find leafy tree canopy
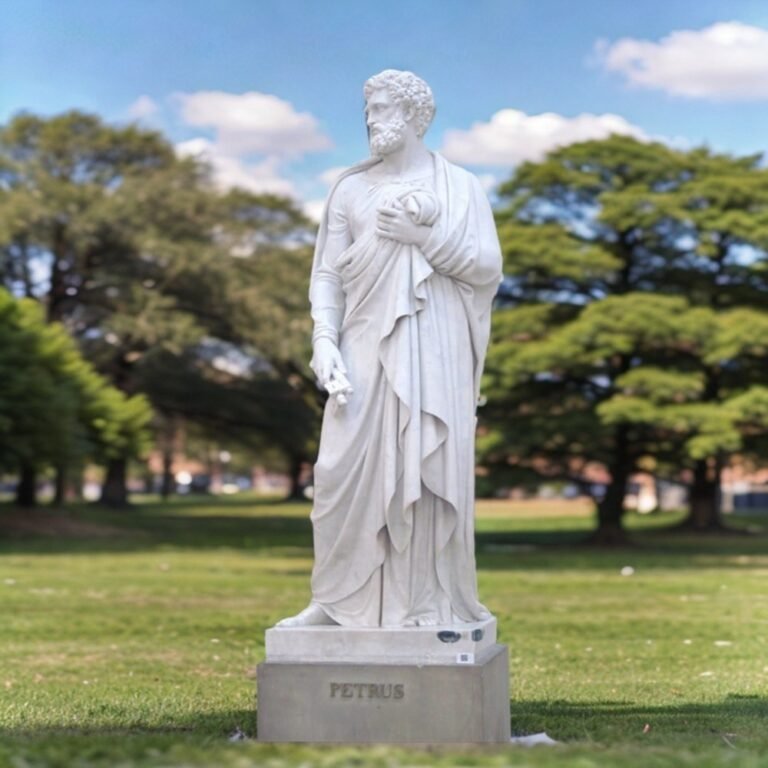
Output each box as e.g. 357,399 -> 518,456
484,135 -> 768,538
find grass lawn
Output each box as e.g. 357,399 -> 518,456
0,495 -> 766,767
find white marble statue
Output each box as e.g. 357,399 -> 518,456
278,69 -> 502,628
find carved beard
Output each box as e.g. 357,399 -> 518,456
369,116 -> 407,157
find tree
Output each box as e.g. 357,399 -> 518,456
483,136 -> 768,540
0,112 -> 198,502
0,111 -> 319,503
136,344 -> 318,500
129,188 -> 321,500
482,292 -> 703,542
0,289 -> 151,506
211,190 -> 320,498
596,306 -> 768,530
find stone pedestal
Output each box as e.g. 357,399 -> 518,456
257,618 -> 511,743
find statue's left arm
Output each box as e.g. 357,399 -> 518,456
420,173 -> 502,291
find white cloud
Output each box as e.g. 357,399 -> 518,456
176,138 -> 296,197
175,90 -> 332,156
441,109 -> 647,166
597,22 -> 768,100
172,90 -> 334,199
127,95 -> 159,120
319,166 -> 349,187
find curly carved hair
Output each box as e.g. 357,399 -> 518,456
363,69 -> 436,138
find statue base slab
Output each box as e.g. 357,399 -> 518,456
265,616 -> 497,665
257,641 -> 511,743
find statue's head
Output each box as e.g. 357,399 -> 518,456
363,69 -> 435,157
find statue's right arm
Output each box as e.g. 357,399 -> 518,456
310,185 -> 352,385
310,282 -> 346,386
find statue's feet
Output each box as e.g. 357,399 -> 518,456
403,610 -> 492,627
403,613 -> 439,627
276,603 -> 337,627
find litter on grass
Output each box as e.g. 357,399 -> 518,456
511,732 -> 559,746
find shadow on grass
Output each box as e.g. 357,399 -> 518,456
511,696 -> 768,743
2,697 -> 766,746
1,501 -> 767,571
0,708 -> 258,740
475,524 -> 768,571
0,502 -> 314,556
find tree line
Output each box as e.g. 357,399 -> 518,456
2,114 -> 768,542
481,135 -> 768,541
0,112 -> 320,507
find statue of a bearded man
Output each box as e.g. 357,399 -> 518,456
279,69 -> 502,628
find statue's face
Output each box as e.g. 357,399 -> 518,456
365,88 -> 408,157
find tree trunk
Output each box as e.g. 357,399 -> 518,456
53,464 -> 66,507
47,225 -> 69,323
207,444 -> 221,494
159,414 -> 179,500
681,458 -> 723,531
16,464 -> 38,508
141,463 -> 154,494
285,453 -> 306,501
590,426 -> 631,545
160,447 -> 175,500
69,465 -> 85,501
100,458 -> 129,507
679,365 -> 725,531
53,464 -> 84,505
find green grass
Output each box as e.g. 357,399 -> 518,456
0,496 -> 767,767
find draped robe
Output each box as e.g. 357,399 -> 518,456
308,152 -> 502,627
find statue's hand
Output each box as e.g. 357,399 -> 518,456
376,205 -> 432,248
311,337 -> 347,388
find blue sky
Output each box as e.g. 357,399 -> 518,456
3,0 -> 768,216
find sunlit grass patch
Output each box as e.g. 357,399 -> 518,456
1,497 -> 767,767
